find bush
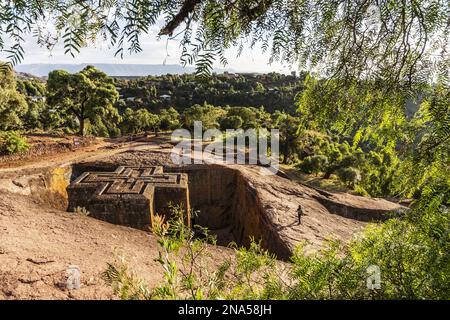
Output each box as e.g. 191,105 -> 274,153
109,127 -> 121,138
104,205 -> 282,300
220,115 -> 243,130
0,131 -> 29,154
73,206 -> 90,216
336,167 -> 361,187
298,155 -> 328,175
104,193 -> 450,300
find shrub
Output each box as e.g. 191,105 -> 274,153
104,205 -> 283,300
336,167 -> 362,187
0,131 -> 29,154
103,257 -> 152,300
108,127 -> 121,138
298,155 -> 328,175
104,185 -> 450,300
220,115 -> 243,130
73,206 -> 90,216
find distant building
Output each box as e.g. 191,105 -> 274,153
126,97 -> 136,101
30,96 -> 45,102
160,94 -> 171,100
223,71 -> 237,78
241,72 -> 258,78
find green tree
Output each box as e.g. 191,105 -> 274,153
220,115 -> 243,130
298,155 -> 329,176
17,79 -> 47,130
183,103 -> 226,130
254,82 -> 265,94
120,108 -> 159,134
135,109 -> 160,133
0,66 -> 28,130
394,81 -> 450,198
46,66 -> 119,136
159,107 -> 181,131
121,108 -> 139,134
226,107 -> 258,130
273,112 -> 303,164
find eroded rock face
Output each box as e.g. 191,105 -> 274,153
67,165 -> 190,230
71,150 -> 406,259
0,149 -> 405,260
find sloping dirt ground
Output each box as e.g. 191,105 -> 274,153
0,135 -> 405,299
0,138 -> 230,300
0,192 -> 231,299
0,192 -> 159,299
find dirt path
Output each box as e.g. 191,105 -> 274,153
0,138 -> 161,174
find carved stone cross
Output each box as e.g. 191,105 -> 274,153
67,166 -> 190,230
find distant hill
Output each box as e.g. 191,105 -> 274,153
14,63 -> 233,77
14,71 -> 46,82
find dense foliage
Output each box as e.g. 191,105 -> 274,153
104,198 -> 449,299
115,72 -> 303,114
0,67 -> 27,131
0,1 -> 448,86
0,130 -> 29,154
293,76 -> 450,198
47,66 -> 120,136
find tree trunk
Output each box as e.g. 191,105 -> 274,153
322,171 -> 333,179
323,164 -> 341,179
78,116 -> 85,136
323,168 -> 334,179
78,104 -> 85,136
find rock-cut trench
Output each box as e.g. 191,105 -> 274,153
0,159 -> 403,260
69,163 -> 274,251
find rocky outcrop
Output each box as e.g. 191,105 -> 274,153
0,149 -> 406,259
70,150 -> 406,259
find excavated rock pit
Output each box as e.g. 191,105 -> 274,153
68,162 -> 273,250
0,149 -> 407,260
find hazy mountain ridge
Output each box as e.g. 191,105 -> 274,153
14,63 -> 234,77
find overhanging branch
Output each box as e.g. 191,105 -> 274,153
159,0 -> 202,36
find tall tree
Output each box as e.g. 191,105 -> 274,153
183,103 -> 226,129
46,66 -> 119,136
0,65 -> 28,130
